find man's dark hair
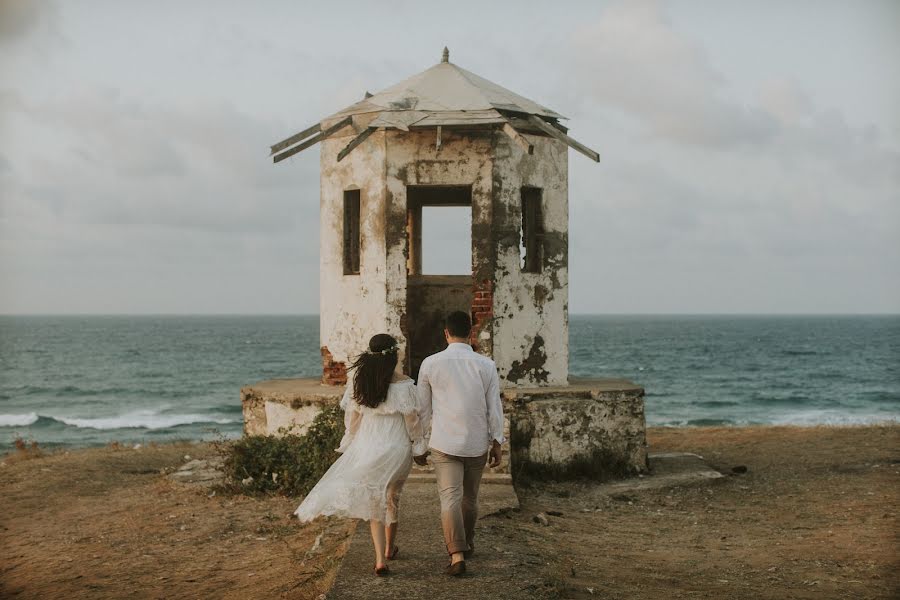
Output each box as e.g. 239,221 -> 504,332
444,310 -> 472,339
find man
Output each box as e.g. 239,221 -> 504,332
415,310 -> 505,577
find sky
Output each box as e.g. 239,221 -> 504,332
1,0 -> 898,314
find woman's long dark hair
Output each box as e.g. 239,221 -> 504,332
348,333 -> 399,408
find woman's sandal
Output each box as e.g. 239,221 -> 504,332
387,546 -> 399,560
374,564 -> 390,576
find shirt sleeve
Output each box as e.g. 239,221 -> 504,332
416,361 -> 433,444
485,364 -> 505,446
402,385 -> 429,456
336,386 -> 361,453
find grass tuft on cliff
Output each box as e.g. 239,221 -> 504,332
215,404 -> 344,497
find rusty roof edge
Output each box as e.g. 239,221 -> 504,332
270,122 -> 322,155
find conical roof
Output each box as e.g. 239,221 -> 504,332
329,57 -> 564,121
271,49 -> 598,164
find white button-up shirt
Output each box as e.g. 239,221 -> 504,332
417,342 -> 506,457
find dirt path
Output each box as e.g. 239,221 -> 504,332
1,426 -> 897,599
328,481 -> 550,599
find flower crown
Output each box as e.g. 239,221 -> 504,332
366,344 -> 399,356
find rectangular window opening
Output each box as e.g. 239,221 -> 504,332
343,189 -> 360,275
521,187 -> 543,273
406,185 -> 472,276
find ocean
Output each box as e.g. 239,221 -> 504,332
1,315 -> 898,450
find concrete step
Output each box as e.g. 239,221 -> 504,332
407,472 -> 513,485
594,452 -> 724,495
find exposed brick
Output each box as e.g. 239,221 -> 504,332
470,280 -> 494,348
321,346 -> 347,386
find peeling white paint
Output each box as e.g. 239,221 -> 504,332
319,126 -> 390,366
492,134 -> 569,386
264,401 -> 320,436
319,126 -> 569,387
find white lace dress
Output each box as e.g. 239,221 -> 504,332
294,379 -> 428,524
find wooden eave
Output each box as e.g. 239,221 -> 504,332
270,111 -> 598,164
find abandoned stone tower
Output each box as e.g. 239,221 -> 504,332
247,50 -> 647,478
271,48 -> 600,387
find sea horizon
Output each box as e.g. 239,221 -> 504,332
2,314 -> 898,450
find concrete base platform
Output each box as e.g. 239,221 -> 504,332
506,378 -> 648,479
241,377 -> 647,480
241,378 -> 342,436
408,472 -> 513,485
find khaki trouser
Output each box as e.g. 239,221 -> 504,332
431,449 -> 488,555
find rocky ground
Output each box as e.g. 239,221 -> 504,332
1,425 -> 897,599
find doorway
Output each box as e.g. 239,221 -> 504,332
406,185 -> 474,379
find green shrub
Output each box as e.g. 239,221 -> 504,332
215,404 -> 344,497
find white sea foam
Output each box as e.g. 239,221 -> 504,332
769,410 -> 900,426
55,411 -> 236,430
0,412 -> 39,427
653,411 -> 900,427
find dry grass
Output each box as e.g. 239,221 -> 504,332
4,436 -> 44,463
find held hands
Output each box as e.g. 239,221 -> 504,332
488,440 -> 502,468
413,451 -> 430,466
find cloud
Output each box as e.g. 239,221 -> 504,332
3,88 -> 320,233
756,78 -> 813,125
0,0 -> 59,44
572,0 -> 779,148
0,0 -> 46,40
0,86 -> 323,313
561,1 -> 900,312
1,0 -> 897,314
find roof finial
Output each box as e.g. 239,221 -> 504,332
441,46 -> 449,63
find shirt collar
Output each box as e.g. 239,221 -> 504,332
447,342 -> 473,351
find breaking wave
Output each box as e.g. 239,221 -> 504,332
0,411 -> 236,430
0,412 -> 40,427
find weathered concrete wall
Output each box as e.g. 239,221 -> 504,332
241,377 -> 513,475
319,116 -> 390,379
319,124 -> 568,386
506,379 -> 648,479
491,133 -> 569,386
241,378 -> 646,481
241,378 -> 343,436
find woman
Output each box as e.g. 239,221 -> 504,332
294,334 -> 427,576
